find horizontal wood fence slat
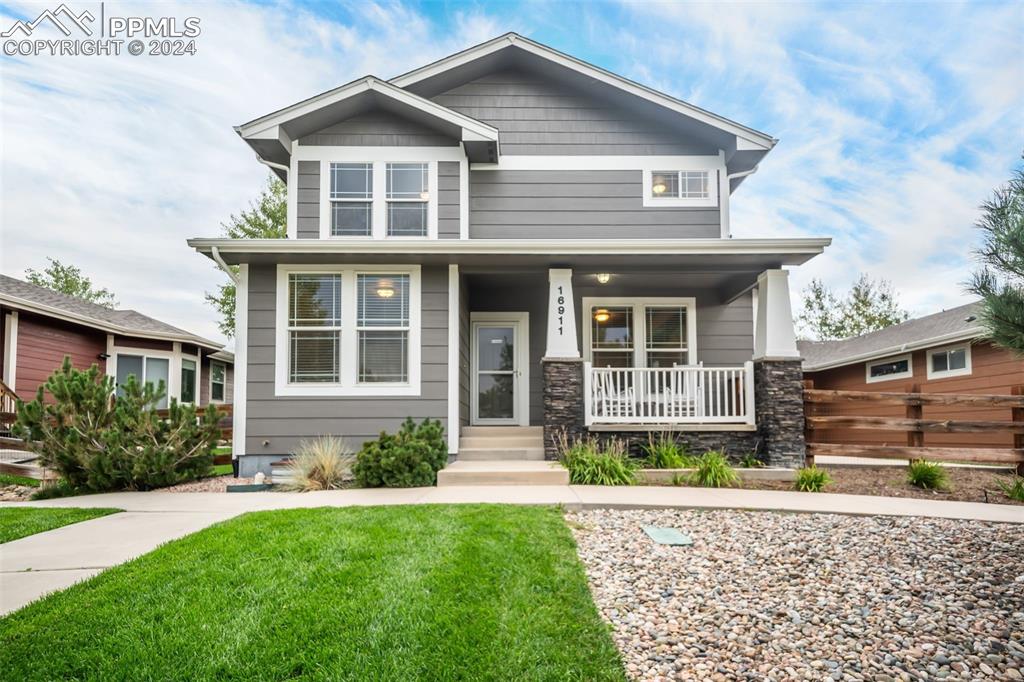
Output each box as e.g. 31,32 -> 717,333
804,382 -> 1024,474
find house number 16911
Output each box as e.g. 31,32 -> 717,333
556,285 -> 565,335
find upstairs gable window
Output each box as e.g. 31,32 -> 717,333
386,163 -> 429,237
319,159 -> 436,239
329,163 -> 372,237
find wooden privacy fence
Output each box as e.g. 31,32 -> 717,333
804,382 -> 1024,475
155,404 -> 234,463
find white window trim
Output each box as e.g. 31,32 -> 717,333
209,359 -> 227,404
319,160 -> 437,240
926,344 -> 972,380
865,353 -> 913,384
112,345 -> 199,405
642,168 -> 719,208
274,264 -> 422,397
581,297 -> 697,367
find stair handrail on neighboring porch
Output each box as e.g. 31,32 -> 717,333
584,362 -> 755,426
0,379 -> 19,438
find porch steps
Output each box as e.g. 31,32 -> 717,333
457,426 -> 545,462
270,459 -> 294,485
436,460 -> 569,487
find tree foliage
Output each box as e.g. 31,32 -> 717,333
205,175 -> 287,336
967,162 -> 1024,355
797,274 -> 910,340
14,358 -> 220,492
25,258 -> 117,308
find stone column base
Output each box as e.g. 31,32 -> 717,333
754,359 -> 806,468
541,357 -> 584,460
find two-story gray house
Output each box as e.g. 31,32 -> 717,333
189,33 -> 829,481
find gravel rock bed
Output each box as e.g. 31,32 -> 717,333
0,484 -> 35,502
567,509 -> 1023,681
156,475 -> 253,493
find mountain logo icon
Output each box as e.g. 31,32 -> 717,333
2,4 -> 95,38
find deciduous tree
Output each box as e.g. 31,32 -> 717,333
797,274 -> 909,340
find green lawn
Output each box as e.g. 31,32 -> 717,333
211,463 -> 234,476
0,507 -> 120,544
0,505 -> 625,681
0,473 -> 40,488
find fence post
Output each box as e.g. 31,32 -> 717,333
802,378 -> 814,467
906,383 -> 923,462
1013,386 -> 1024,476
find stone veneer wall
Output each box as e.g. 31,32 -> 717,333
591,431 -> 760,459
541,358 -> 585,460
753,359 -> 806,468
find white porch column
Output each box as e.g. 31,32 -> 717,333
3,310 -> 18,389
545,268 -> 579,358
446,264 -> 460,454
753,269 -> 800,360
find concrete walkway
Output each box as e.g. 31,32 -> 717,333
2,486 -> 1021,616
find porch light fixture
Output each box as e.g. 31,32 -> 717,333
652,182 -> 667,195
596,273 -> 611,284
594,308 -> 611,323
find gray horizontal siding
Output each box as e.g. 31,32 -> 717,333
296,161 -> 320,239
245,264 -> 449,455
469,170 -> 720,239
432,70 -> 717,156
298,110 -> 458,147
438,161 -> 460,239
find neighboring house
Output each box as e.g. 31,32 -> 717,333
188,33 -> 830,476
0,274 -> 233,408
800,301 -> 1024,449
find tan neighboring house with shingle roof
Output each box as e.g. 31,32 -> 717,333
1,274 -> 232,408
799,301 -> 1024,449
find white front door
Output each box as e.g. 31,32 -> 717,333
471,313 -> 529,426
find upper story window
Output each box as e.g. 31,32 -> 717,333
641,168 -> 718,208
386,163 -> 429,237
330,163 -> 372,237
865,354 -> 912,383
927,344 -> 971,379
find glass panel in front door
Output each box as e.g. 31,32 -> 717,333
477,326 -> 515,420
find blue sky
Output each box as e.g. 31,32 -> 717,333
1,0 -> 1021,345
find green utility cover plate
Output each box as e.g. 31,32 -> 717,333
226,484 -> 274,493
642,526 -> 693,546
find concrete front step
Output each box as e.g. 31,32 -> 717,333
460,425 -> 543,437
457,447 -> 546,461
436,460 -> 569,486
459,435 -> 543,449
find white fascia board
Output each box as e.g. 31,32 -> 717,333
803,328 -> 985,372
188,237 -> 832,257
391,33 -> 776,150
0,294 -> 223,351
236,77 -> 498,144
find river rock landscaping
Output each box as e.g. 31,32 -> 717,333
568,508 -> 1023,681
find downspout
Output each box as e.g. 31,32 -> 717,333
211,247 -> 238,284
720,165 -> 760,238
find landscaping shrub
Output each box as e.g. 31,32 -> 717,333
794,466 -> 832,492
641,432 -> 699,469
15,359 -> 219,492
738,452 -> 764,468
284,435 -> 354,491
559,434 -> 637,485
996,475 -> 1024,502
907,459 -> 949,490
353,418 -> 447,488
687,450 -> 740,488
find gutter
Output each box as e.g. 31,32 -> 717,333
803,328 -> 986,372
211,246 -> 239,285
254,155 -> 289,177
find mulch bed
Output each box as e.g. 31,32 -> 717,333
745,464 -> 1023,506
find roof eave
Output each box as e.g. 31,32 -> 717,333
802,328 -> 986,372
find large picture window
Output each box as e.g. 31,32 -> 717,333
584,298 -> 696,368
115,354 -> 170,408
275,265 -> 421,396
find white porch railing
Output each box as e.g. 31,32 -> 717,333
584,361 -> 756,426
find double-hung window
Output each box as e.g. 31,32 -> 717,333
276,266 -> 420,396
329,163 -> 372,236
585,298 -> 696,368
386,163 -> 429,236
287,274 -> 342,383
210,361 -> 226,402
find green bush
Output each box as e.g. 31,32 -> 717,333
738,452 -> 764,468
641,432 -> 699,469
559,435 -> 637,485
996,475 -> 1024,501
284,435 -> 355,491
353,418 -> 447,488
907,459 -> 949,490
687,450 -> 740,488
794,466 -> 832,492
15,358 -> 219,492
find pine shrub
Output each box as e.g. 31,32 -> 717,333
353,418 -> 447,488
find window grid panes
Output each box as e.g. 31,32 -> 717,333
651,170 -> 709,199
357,274 -> 410,383
210,361 -> 226,402
288,273 -> 342,383
330,163 -> 372,237
386,163 -> 428,237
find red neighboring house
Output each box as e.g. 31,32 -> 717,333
0,274 -> 233,408
799,301 -> 1024,449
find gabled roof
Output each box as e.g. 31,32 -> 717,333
391,32 -> 776,153
0,274 -> 222,350
799,301 -> 985,371
236,76 -> 500,171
